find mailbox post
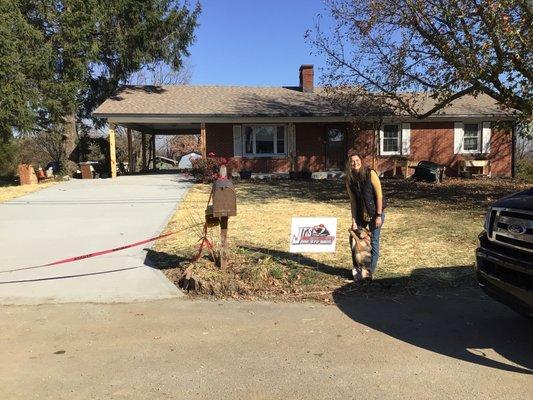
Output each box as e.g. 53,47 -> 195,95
205,165 -> 236,269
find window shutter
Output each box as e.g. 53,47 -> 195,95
378,126 -> 384,155
287,123 -> 296,155
454,122 -> 464,154
233,125 -> 242,157
401,123 -> 411,155
482,122 -> 491,154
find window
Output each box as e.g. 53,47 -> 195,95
243,125 -> 286,156
381,124 -> 400,155
463,123 -> 480,152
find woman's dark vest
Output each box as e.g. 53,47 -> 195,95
349,169 -> 386,219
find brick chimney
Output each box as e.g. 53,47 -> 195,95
299,64 -> 314,92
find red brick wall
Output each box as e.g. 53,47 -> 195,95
206,121 -> 513,176
349,123 -> 375,169
348,121 -> 513,177
488,127 -> 513,176
205,123 -> 233,158
206,122 -> 334,173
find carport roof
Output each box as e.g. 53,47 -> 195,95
93,85 -> 516,121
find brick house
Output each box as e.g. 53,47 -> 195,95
94,65 -> 516,178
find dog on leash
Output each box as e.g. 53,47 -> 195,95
348,227 -> 372,281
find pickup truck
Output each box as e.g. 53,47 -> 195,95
476,187 -> 533,318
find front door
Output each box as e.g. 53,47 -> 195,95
325,127 -> 346,170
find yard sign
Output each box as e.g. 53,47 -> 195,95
289,217 -> 337,253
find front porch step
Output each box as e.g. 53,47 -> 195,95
230,171 -> 345,180
311,171 -> 345,180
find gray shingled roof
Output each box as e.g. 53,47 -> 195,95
93,85 -> 515,119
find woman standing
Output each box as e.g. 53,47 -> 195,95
345,150 -> 386,281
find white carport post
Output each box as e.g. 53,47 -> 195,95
109,123 -> 117,178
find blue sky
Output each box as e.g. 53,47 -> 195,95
187,0 -> 331,86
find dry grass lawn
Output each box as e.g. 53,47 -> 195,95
152,177 -> 529,301
0,182 -> 57,203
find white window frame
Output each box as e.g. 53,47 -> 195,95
455,121 -> 491,155
461,122 -> 482,154
380,123 -> 401,156
242,124 -> 287,157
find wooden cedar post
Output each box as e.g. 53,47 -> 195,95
109,124 -> 117,178
200,122 -> 207,158
220,217 -> 228,269
141,133 -> 147,171
219,164 -> 229,269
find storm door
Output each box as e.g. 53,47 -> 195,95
325,127 -> 346,170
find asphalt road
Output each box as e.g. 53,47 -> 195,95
0,174 -> 191,304
1,287 -> 531,399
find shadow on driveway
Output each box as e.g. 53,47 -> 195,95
333,266 -> 533,375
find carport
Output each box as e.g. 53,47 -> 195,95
93,86 -> 214,177
110,121 -> 204,177
97,120 -> 205,178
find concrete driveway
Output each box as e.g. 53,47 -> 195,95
0,174 -> 191,304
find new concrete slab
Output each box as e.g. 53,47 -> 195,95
0,174 -> 192,304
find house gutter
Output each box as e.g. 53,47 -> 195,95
95,115 -> 353,124
93,112 -> 517,125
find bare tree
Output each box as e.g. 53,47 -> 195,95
128,60 -> 193,85
18,129 -> 64,167
169,135 -> 200,157
309,0 -> 532,134
128,60 -> 195,163
516,128 -> 533,160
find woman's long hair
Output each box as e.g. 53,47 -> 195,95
345,150 -> 370,186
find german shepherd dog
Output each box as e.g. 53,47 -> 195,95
348,228 -> 372,281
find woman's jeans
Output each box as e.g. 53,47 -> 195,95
356,212 -> 384,273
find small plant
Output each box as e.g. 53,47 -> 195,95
289,151 -> 297,172
300,168 -> 312,180
288,151 -> 301,180
190,155 -> 224,183
270,265 -> 284,280
239,170 -> 252,179
516,159 -> 533,183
